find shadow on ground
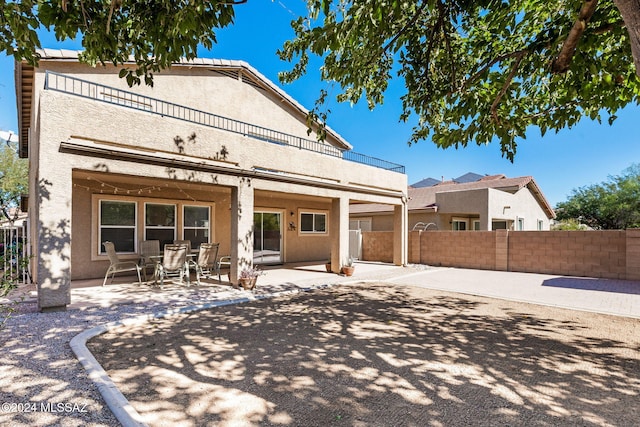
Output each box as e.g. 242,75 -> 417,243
542,276 -> 640,295
89,283 -> 640,427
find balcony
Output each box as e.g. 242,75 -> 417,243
44,71 -> 405,174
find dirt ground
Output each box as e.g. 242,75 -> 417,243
88,283 -> 640,427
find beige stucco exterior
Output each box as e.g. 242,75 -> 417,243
17,51 -> 408,311
351,180 -> 554,233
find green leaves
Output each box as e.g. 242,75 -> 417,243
3,0 -> 240,86
279,0 -> 640,160
0,139 -> 28,222
0,0 -> 41,64
556,164 -> 640,229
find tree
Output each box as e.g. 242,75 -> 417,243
555,164 -> 640,229
0,136 -> 28,223
551,218 -> 590,230
0,0 -> 242,86
2,1 -> 640,159
278,0 -> 640,160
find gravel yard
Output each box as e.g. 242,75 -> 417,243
84,283 -> 640,427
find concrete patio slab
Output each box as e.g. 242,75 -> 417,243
388,267 -> 640,318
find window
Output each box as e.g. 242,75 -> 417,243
472,220 -> 481,231
94,195 -> 215,259
517,217 -> 525,231
300,211 -> 327,234
183,205 -> 210,249
492,221 -> 508,230
452,218 -> 468,231
537,219 -> 544,231
145,203 -> 176,248
99,200 -> 136,253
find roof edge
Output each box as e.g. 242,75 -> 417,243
30,49 -> 353,150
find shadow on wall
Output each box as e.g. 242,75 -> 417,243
542,277 -> 640,295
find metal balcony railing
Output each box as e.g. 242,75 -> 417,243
44,71 -> 405,174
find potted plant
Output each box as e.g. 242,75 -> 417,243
341,257 -> 355,277
325,258 -> 332,273
238,266 -> 264,290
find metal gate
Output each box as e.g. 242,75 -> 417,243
1,220 -> 31,285
349,229 -> 362,261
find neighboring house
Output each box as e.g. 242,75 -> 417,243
16,49 -> 408,311
350,173 -> 555,232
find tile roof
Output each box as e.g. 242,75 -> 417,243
351,175 -> 556,218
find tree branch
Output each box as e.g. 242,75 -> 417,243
380,0 -> 430,56
463,48 -> 530,91
439,1 -> 457,88
491,50 -> 527,125
591,20 -> 624,34
551,0 -> 599,74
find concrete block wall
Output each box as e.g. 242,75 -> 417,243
418,231 -> 496,270
408,231 -> 422,264
362,231 -> 394,263
627,229 -> 640,281
508,231 -> 627,279
364,229 -> 640,280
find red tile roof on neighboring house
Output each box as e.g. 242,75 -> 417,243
351,175 -> 556,219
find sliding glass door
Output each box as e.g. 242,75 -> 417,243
253,211 -> 282,264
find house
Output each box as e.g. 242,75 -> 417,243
350,173 -> 555,232
16,49 -> 408,312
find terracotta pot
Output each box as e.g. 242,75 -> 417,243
341,266 -> 355,277
239,277 -> 257,290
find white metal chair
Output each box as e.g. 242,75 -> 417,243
217,255 -> 231,282
155,244 -> 189,286
102,241 -> 142,286
139,239 -> 160,281
194,243 -> 220,285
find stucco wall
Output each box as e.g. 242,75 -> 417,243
354,186 -> 551,232
71,175 -> 233,280
37,62 -> 332,147
34,90 -> 406,281
27,59 -> 408,309
487,187 -> 551,230
254,194 -> 333,264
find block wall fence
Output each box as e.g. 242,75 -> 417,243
362,229 -> 640,280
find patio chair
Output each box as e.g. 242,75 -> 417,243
194,243 -> 220,285
139,239 -> 160,281
102,241 -> 142,286
156,244 -> 189,286
174,239 -> 197,270
217,255 -> 231,282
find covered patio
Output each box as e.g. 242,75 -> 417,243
66,261 -> 405,310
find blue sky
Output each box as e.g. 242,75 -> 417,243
1,0 -> 638,207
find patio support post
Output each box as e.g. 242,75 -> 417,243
35,168 -> 72,312
230,180 -> 254,284
330,196 -> 349,273
393,202 -> 408,266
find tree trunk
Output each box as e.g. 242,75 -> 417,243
552,0 -> 599,73
614,0 -> 640,77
